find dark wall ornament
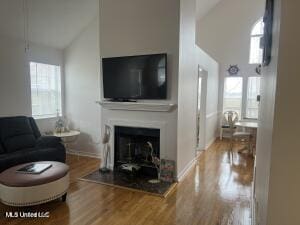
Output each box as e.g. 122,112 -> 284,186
255,64 -> 262,75
227,65 -> 240,76
262,0 -> 274,66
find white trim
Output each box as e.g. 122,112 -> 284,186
67,149 -> 101,159
97,101 -> 177,112
205,137 -> 216,150
206,111 -> 219,119
177,157 -> 197,182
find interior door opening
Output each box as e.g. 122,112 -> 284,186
196,66 -> 207,153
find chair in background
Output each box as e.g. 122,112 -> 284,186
227,112 -> 251,161
220,111 -> 239,140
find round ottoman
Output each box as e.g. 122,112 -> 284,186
0,161 -> 69,207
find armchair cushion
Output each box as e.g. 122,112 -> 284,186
0,117 -> 36,153
36,136 -> 62,148
28,117 -> 42,138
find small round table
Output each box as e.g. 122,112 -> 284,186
53,130 -> 81,159
235,121 -> 258,129
53,130 -> 81,147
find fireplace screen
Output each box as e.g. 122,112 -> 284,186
114,126 -> 160,175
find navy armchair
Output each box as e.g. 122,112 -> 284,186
0,116 -> 66,172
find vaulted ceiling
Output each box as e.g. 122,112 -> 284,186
0,0 -> 98,49
196,0 -> 224,19
0,0 -> 220,49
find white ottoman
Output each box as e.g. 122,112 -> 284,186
0,161 -> 69,207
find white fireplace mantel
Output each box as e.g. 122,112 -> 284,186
96,100 -> 177,112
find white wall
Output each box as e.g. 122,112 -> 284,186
256,1 -> 300,225
0,35 -> 64,133
176,0 -> 198,179
196,0 -> 265,113
99,0 -> 180,167
196,47 -> 219,149
64,17 -> 102,157
0,36 -> 31,117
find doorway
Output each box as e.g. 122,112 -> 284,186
196,65 -> 207,152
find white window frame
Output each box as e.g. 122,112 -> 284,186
29,62 -> 62,119
249,18 -> 264,64
245,76 -> 261,119
223,75 -> 261,121
223,76 -> 244,118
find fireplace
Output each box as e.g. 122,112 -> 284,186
114,126 -> 160,177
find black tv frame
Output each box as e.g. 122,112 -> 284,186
102,53 -> 168,101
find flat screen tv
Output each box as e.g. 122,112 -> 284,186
102,53 -> 167,100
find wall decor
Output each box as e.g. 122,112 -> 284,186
54,117 -> 69,133
262,0 -> 274,66
227,65 -> 240,76
255,64 -> 262,75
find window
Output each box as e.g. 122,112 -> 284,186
30,62 -> 62,119
246,77 -> 261,119
223,77 -> 243,117
249,18 -> 264,64
223,76 -> 261,120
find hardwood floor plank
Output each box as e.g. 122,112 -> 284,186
0,140 -> 253,225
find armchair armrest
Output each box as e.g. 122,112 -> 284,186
36,136 -> 62,148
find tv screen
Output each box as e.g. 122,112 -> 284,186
102,53 -> 167,100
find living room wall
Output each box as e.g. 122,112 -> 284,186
0,35 -> 64,133
0,36 -> 31,117
176,0 -> 198,179
64,16 -> 102,157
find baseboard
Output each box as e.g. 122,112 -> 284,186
67,149 -> 101,159
252,196 -> 256,225
177,157 -> 197,182
205,137 -> 216,150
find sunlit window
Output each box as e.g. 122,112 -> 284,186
246,77 -> 261,119
249,18 -> 264,64
223,77 -> 243,117
30,62 -> 62,119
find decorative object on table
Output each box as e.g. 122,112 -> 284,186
160,159 -> 175,183
99,125 -> 111,173
54,114 -> 69,134
262,0 -> 274,66
255,64 -> 262,75
227,65 -> 240,76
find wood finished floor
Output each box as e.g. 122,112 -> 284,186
0,140 -> 254,225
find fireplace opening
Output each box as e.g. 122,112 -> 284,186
114,126 -> 160,177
